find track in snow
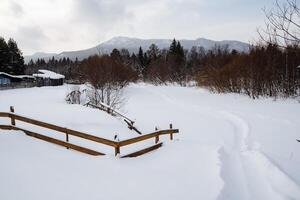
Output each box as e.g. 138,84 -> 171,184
146,86 -> 300,200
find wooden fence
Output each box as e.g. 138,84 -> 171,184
0,78 -> 64,90
0,82 -> 37,90
0,107 -> 179,157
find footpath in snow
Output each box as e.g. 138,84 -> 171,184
0,83 -> 300,200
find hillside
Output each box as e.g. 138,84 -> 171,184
24,37 -> 250,62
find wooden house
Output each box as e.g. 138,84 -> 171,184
33,70 -> 65,86
0,72 -> 35,85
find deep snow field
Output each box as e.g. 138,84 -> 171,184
0,83 -> 300,200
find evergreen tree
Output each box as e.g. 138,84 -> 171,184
167,38 -> 186,83
176,41 -> 184,57
144,53 -> 150,66
110,48 -> 122,62
175,41 -> 185,63
49,56 -> 55,65
138,46 -> 144,66
62,57 -> 67,65
120,48 -> 130,59
147,43 -> 160,61
28,59 -> 34,67
130,53 -> 141,73
7,38 -> 24,74
169,38 -> 177,55
75,57 -> 79,65
0,37 -> 9,72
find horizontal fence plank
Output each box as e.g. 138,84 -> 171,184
0,125 -> 14,130
10,113 -> 116,147
119,129 -> 179,147
7,125 -> 104,156
121,143 -> 163,158
159,129 -> 179,135
119,132 -> 158,147
0,112 -> 10,117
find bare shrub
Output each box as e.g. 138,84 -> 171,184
196,44 -> 300,98
78,55 -> 137,109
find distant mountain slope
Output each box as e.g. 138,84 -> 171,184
24,52 -> 57,63
24,36 -> 250,63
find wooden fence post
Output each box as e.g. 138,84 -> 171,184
10,106 -> 15,126
169,124 -> 173,140
155,135 -> 159,144
65,129 -> 69,149
115,145 -> 120,156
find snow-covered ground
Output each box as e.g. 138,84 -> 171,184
0,83 -> 300,200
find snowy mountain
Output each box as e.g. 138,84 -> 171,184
24,36 -> 250,63
25,52 -> 57,63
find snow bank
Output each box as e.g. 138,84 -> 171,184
0,83 -> 299,200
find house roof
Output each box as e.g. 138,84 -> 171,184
0,72 -> 35,79
32,70 -> 65,80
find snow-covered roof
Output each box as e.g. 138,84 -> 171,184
33,69 -> 65,80
0,72 -> 35,79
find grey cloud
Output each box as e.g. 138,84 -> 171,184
71,0 -> 132,27
15,26 -> 48,53
0,0 -> 272,55
10,1 -> 24,17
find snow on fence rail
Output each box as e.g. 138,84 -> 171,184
0,107 -> 179,157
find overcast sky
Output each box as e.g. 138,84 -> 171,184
0,0 -> 276,55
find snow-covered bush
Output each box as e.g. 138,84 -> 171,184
66,85 -> 85,104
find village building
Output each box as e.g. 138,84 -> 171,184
0,69 -> 65,89
33,69 -> 65,86
0,72 -> 35,85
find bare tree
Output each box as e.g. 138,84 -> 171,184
79,55 -> 137,109
259,0 -> 300,47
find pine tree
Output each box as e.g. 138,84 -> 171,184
176,41 -> 185,63
147,44 -> 160,61
7,38 -> 24,75
110,48 -> 122,62
138,46 -> 144,66
176,41 -> 184,57
28,59 -> 34,66
75,57 -> 79,65
167,38 -> 187,83
49,56 -> 55,65
0,37 -> 10,73
62,57 -> 67,65
169,38 -> 177,55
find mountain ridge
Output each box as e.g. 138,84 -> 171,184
24,36 -> 250,63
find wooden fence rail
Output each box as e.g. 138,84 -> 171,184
0,108 -> 179,157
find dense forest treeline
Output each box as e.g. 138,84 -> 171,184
26,57 -> 79,80
1,36 -> 300,99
